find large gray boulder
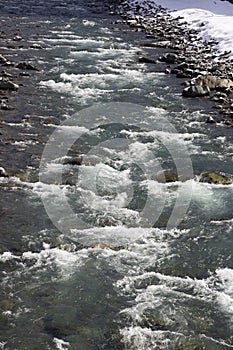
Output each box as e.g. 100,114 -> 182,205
194,75 -> 233,90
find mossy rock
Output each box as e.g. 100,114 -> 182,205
199,171 -> 233,185
154,170 -> 193,183
0,299 -> 14,311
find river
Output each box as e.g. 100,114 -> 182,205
0,1 -> 233,349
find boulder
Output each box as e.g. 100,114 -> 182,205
199,172 -> 233,185
160,53 -> 178,64
194,75 -> 233,90
182,85 -> 210,97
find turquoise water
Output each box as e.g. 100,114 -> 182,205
0,1 -> 232,349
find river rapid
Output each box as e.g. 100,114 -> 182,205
0,1 -> 233,349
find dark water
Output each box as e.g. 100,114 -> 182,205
0,1 -> 233,349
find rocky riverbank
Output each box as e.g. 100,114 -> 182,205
105,0 -> 233,126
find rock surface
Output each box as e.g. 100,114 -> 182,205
183,85 -> 210,98
0,79 -> 19,91
199,172 -> 233,185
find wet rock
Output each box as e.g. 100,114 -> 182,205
160,52 -> 178,64
182,85 -> 210,97
63,157 -> 83,166
88,242 -> 125,251
19,71 -> 31,77
199,172 -> 233,185
174,62 -> 189,71
154,170 -> 193,183
13,35 -> 23,41
16,62 -> 39,70
14,173 -> 27,182
0,299 -> 14,311
1,70 -> 12,78
0,79 -> 19,91
1,103 -> 14,110
0,54 -> 7,64
30,43 -> 43,49
138,55 -> 156,64
165,67 -> 171,74
0,167 -> 8,177
42,117 -> 60,125
206,116 -> 216,124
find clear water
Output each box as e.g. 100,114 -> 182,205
0,1 -> 233,349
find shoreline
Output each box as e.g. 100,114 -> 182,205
106,0 -> 233,126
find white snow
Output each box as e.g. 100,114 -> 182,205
123,0 -> 233,59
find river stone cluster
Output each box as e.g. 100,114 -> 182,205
0,33 -> 40,111
106,0 -> 233,126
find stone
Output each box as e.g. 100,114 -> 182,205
138,56 -> 156,64
160,53 -> 178,64
182,85 -> 210,97
0,167 -> 8,177
0,54 -> 7,64
0,299 -> 14,311
13,35 -> 23,41
16,62 -> 39,70
206,116 -> 216,124
194,75 -> 233,90
154,170 -> 193,183
30,43 -> 43,49
88,242 -> 125,251
0,79 -> 19,91
175,62 -> 189,71
1,103 -> 14,110
165,68 -> 171,74
199,172 -> 233,185
1,70 -> 12,78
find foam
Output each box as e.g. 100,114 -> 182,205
53,338 -> 70,350
216,268 -> 233,315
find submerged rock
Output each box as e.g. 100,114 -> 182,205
1,103 -> 14,111
88,242 -> 125,251
199,172 -> 233,185
16,62 -> 39,70
154,170 -> 193,183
